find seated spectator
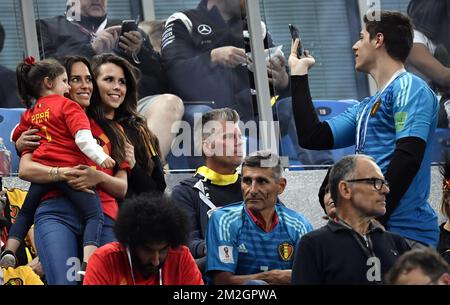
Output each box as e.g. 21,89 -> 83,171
406,0 -> 450,128
84,192 -> 204,285
438,154 -> 450,264
0,192 -> 43,285
0,22 -> 21,108
1,265 -> 43,285
161,0 -> 332,167
37,0 -> 183,162
171,108 -> 244,272
205,150 -> 313,285
292,155 -> 411,285
386,248 -> 450,285
139,20 -> 164,54
317,167 -> 336,220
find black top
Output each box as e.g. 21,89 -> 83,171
437,222 -> 450,264
292,220 -> 410,285
36,15 -> 168,98
0,65 -> 21,108
161,0 -> 289,122
171,172 -> 242,258
122,124 -> 166,199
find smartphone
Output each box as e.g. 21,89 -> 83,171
120,20 -> 138,36
288,24 -> 303,57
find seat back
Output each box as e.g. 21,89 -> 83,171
431,128 -> 450,163
0,108 -> 25,175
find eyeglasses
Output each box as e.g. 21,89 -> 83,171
345,178 -> 389,190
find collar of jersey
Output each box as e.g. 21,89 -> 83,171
194,166 -> 239,186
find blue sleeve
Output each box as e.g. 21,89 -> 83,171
393,81 -> 438,142
205,210 -> 239,274
326,104 -> 358,148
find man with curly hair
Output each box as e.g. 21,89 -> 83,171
83,192 -> 204,285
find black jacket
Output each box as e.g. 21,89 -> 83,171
171,173 -> 242,258
0,65 -> 21,108
36,15 -> 168,98
161,0 -> 289,121
292,220 -> 410,285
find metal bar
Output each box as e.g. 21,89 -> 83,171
19,0 -> 40,59
245,0 -> 277,154
141,0 -> 156,21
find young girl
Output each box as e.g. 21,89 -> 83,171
438,154 -> 450,264
0,57 -> 115,271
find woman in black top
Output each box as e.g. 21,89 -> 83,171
89,54 -> 166,198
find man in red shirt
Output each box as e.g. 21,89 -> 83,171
84,192 -> 204,285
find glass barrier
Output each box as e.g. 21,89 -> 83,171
1,0 -> 448,175
0,1 -> 27,176
154,0 -> 259,170
260,0 -> 449,170
0,0 -> 25,109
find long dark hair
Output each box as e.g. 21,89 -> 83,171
16,58 -> 65,108
60,55 -> 98,100
440,152 -> 450,218
89,53 -> 161,174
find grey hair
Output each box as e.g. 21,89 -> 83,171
200,107 -> 240,140
242,150 -> 282,181
329,154 -> 375,205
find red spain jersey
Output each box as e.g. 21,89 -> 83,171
84,242 -> 204,285
13,94 -> 91,167
35,116 -> 128,221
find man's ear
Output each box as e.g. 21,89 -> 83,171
339,180 -> 352,200
277,177 -> 287,195
43,76 -> 53,89
439,273 -> 450,285
374,32 -> 384,48
202,140 -> 213,157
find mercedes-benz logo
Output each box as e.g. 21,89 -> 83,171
197,24 -> 212,35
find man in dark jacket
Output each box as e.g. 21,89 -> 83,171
292,155 -> 410,285
161,0 -> 333,167
171,108 -> 243,272
0,22 -> 21,108
36,0 -> 168,98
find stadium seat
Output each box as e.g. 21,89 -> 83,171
431,128 -> 450,163
0,108 -> 25,175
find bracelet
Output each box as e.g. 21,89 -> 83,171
48,167 -> 59,181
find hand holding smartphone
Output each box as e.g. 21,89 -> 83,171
120,19 -> 138,36
288,24 -> 303,58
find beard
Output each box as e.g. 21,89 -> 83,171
131,254 -> 162,279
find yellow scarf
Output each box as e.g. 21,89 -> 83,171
195,166 -> 239,186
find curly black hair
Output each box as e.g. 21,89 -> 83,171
114,192 -> 190,250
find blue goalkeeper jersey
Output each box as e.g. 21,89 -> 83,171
327,71 -> 439,247
205,202 -> 312,276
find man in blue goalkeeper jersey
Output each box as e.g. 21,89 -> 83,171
205,150 -> 313,285
288,10 -> 439,247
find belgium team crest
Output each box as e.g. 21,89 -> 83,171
278,242 -> 294,261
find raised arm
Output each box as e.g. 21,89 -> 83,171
288,39 -> 334,149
